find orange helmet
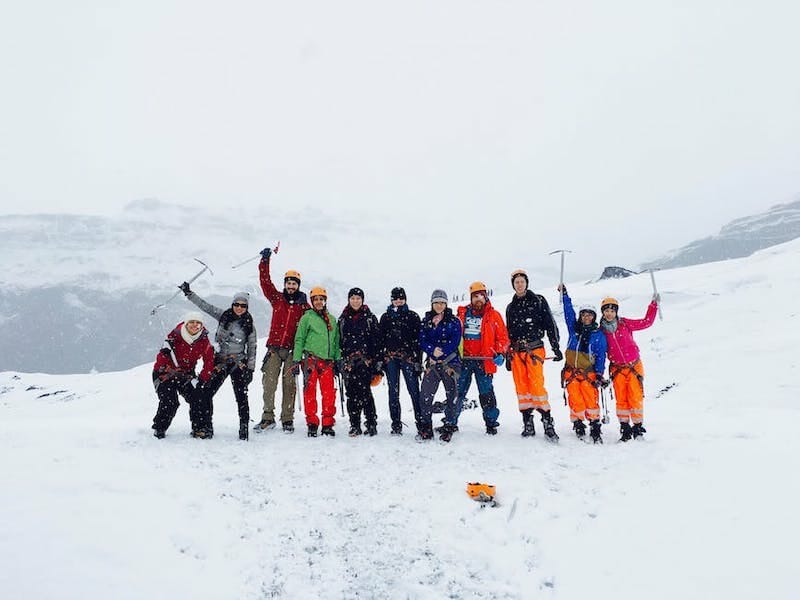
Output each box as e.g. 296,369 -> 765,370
469,281 -> 488,295
284,269 -> 301,283
466,482 -> 496,500
309,286 -> 327,299
600,297 -> 619,311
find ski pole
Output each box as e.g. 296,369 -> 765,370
151,258 -> 213,315
231,241 -> 280,269
649,269 -> 664,321
549,249 -> 571,306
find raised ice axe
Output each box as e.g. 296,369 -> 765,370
231,240 -> 281,269
150,258 -> 213,315
549,249 -> 572,305
649,269 -> 664,321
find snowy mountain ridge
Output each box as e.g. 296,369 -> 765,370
640,197 -> 800,270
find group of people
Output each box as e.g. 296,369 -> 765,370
151,248 -> 660,444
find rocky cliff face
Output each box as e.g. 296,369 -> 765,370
640,198 -> 800,271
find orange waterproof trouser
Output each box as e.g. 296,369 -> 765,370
511,347 -> 550,412
611,360 -> 645,424
566,377 -> 600,422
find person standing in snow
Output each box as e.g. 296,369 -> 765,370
417,289 -> 462,441
505,269 -> 562,442
151,311 -> 215,439
599,293 -> 659,441
256,247 -> 310,434
292,286 -> 341,437
449,281 -> 510,441
378,286 -> 422,436
557,284 -> 608,443
338,287 -> 382,437
179,283 -> 257,441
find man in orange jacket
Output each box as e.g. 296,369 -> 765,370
446,281 -> 509,439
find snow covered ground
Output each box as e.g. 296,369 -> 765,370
1,240 -> 798,599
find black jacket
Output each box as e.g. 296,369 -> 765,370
378,304 -> 421,360
338,305 -> 381,361
505,290 -> 560,351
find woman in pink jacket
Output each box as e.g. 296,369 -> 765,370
599,294 -> 659,441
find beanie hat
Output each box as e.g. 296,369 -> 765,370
232,291 -> 249,305
183,311 -> 205,325
391,286 -> 406,301
348,287 -> 365,300
430,289 -> 448,304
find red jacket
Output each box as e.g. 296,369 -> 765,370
457,301 -> 510,374
259,259 -> 310,348
153,323 -> 215,382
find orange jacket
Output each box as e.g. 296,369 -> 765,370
457,301 -> 510,374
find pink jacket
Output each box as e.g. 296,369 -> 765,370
602,301 -> 657,364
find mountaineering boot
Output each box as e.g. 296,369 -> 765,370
619,422 -> 633,442
485,424 -> 498,435
254,418 -> 276,432
632,423 -> 647,440
439,424 -> 454,443
521,409 -> 536,437
391,422 -> 403,436
589,420 -> 603,444
541,411 -> 559,442
239,421 -> 249,441
348,425 -> 362,437
282,421 -> 294,433
415,429 -> 433,442
365,424 -> 378,437
573,420 -> 586,440
435,424 -> 458,434
307,424 -> 318,437
321,425 -> 335,437
153,429 -> 166,439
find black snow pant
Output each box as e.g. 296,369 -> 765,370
418,361 -> 460,436
204,358 -> 251,427
152,375 -> 208,433
344,361 -> 377,428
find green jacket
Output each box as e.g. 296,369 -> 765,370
293,308 -> 341,362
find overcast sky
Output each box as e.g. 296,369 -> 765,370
1,1 -> 799,277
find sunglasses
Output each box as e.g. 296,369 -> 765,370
232,302 -> 248,308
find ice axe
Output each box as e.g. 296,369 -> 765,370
231,240 -> 280,269
150,258 -> 213,315
549,249 -> 572,305
600,386 -> 610,424
649,269 -> 664,321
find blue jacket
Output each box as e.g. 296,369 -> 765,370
419,307 -> 462,364
563,293 -> 607,375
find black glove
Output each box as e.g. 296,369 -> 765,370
241,368 -> 253,385
552,348 -> 563,362
333,359 -> 343,377
260,247 -> 272,260
505,352 -> 513,371
291,361 -> 301,376
558,284 -> 567,296
179,281 -> 191,296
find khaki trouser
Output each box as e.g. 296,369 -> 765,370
260,347 -> 297,423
